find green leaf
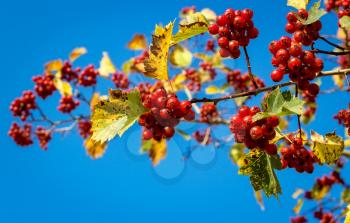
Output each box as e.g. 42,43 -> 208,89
170,12 -> 209,46
311,130 -> 344,165
287,0 -> 309,10
176,129 -> 191,141
238,149 -> 282,198
230,143 -> 245,165
169,44 -> 192,68
253,88 -> 304,122
340,16 -> 350,29
342,188 -> 350,204
91,89 -> 148,143
296,1 -> 326,25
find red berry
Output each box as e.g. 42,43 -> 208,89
271,69 -> 284,82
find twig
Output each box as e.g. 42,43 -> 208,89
312,48 -> 350,56
295,84 -> 302,139
36,105 -> 54,125
319,36 -> 345,50
243,46 -> 259,89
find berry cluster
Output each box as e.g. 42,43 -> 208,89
8,123 -> 33,146
200,62 -> 216,79
139,88 -> 195,141
112,72 -> 129,89
280,137 -> 315,173
134,50 -> 149,65
205,39 -> 215,52
338,55 -> 350,69
193,129 -> 212,145
32,73 -> 56,99
229,105 -> 279,155
61,61 -> 80,81
78,65 -> 98,86
226,69 -> 265,92
137,82 -> 152,100
208,8 -> 259,58
313,208 -> 337,223
334,103 -> 350,136
290,216 -> 307,223
57,96 -> 80,113
78,119 -> 92,139
269,36 -> 323,93
10,90 -> 36,121
200,103 -> 219,123
35,126 -> 52,150
325,0 -> 350,23
184,68 -> 201,91
285,10 -> 322,45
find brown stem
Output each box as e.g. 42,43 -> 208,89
319,36 -> 345,50
184,118 -> 230,125
243,46 -> 259,89
295,84 -> 302,139
312,48 -> 350,56
36,105 -> 54,125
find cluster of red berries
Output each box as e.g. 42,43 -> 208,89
184,68 -> 201,91
137,82 -> 152,100
57,96 -> 80,113
229,105 -> 279,155
112,72 -> 129,89
61,61 -> 80,81
78,119 -> 92,139
338,55 -> 350,69
313,208 -> 337,223
290,216 -> 307,223
193,129 -> 212,145
181,6 -> 196,16
32,73 -> 56,99
334,104 -> 350,136
285,10 -> 322,45
200,103 -> 219,123
35,126 -> 52,150
205,39 -> 215,52
138,88 -> 195,141
226,69 -> 265,92
200,62 -> 216,79
325,0 -> 350,21
8,123 -> 33,146
134,50 -> 149,65
10,90 -> 36,121
208,8 -> 259,58
269,36 -> 323,93
78,65 -> 98,86
280,137 -> 315,173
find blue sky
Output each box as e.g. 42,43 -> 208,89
0,0 -> 349,222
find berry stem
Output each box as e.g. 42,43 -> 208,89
312,48 -> 350,56
295,84 -> 302,140
243,46 -> 259,89
319,36 -> 345,51
36,104 -> 54,125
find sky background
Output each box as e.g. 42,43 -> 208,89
0,0 -> 349,222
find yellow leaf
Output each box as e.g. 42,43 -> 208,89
293,198 -> 304,214
287,0 -> 309,9
69,47 -> 87,62
45,59 -> 63,72
53,72 -> 72,96
90,92 -> 100,110
84,136 -> 108,159
345,205 -> 350,223
122,59 -> 134,75
144,21 -> 174,80
311,130 -> 344,164
99,52 -> 116,78
254,191 -> 265,211
169,44 -> 192,67
205,84 -> 228,95
333,75 -> 345,89
312,185 -> 330,200
201,8 -> 217,22
127,34 -> 147,50
345,139 -> 350,147
141,138 -> 167,166
171,12 -> 209,46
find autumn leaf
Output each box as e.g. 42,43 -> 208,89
340,16 -> 350,29
238,149 -> 282,198
98,52 -> 116,78
345,205 -> 350,223
45,59 -> 63,72
292,189 -> 304,199
205,84 -> 229,95
69,47 -> 87,62
170,12 -> 209,46
90,92 -> 100,110
230,143 -> 245,165
287,0 -> 309,9
84,136 -> 108,159
53,71 -> 72,96
127,34 -> 147,50
144,21 -> 174,80
201,8 -> 217,23
91,89 -> 148,143
254,191 -> 265,211
293,198 -> 304,214
296,1 -> 326,25
169,44 -> 192,68
141,138 -> 167,166
311,131 -> 344,164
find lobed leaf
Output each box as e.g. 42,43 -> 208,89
98,52 -> 117,78
311,131 -> 344,165
69,47 -> 87,62
287,0 -> 309,9
141,138 -> 167,166
127,34 -> 147,50
169,44 -> 193,68
84,136 -> 108,159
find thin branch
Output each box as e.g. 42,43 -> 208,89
243,46 -> 259,89
312,48 -> 350,56
184,118 -> 230,125
295,84 -> 302,139
319,36 -> 345,50
36,105 -> 54,125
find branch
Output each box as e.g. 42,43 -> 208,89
319,36 -> 345,51
243,46 -> 259,89
312,48 -> 350,56
185,118 -> 230,125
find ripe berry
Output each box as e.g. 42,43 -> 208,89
208,24 -> 219,35
270,69 -> 284,82
250,126 -> 263,140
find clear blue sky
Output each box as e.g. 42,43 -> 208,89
0,0 -> 349,222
